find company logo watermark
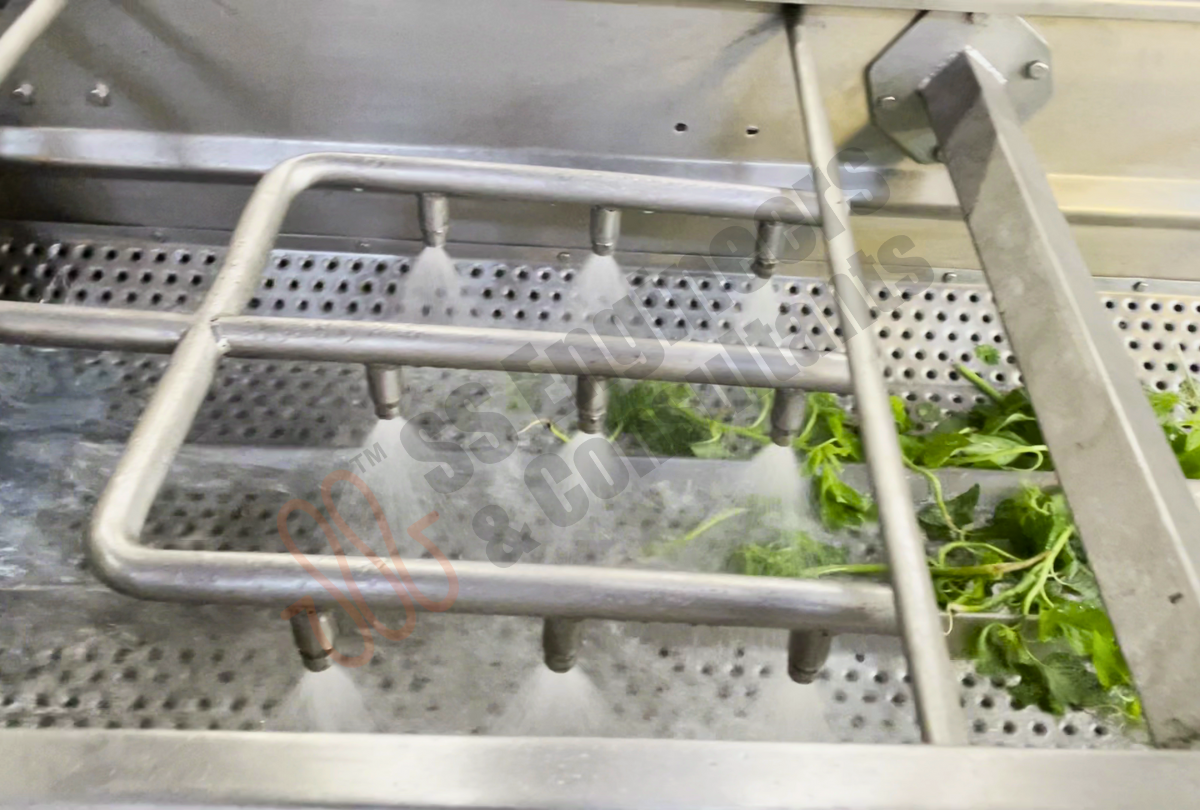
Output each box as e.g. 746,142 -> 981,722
277,156 -> 933,661
278,470 -> 458,667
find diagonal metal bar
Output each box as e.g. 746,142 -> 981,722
0,0 -> 65,87
786,7 -> 966,744
922,50 -> 1200,748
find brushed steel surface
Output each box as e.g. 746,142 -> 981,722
0,3 -> 1199,280
790,8 -> 965,744
924,48 -> 1200,748
0,225 -> 1190,749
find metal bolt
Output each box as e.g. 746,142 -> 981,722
11,83 -> 34,105
557,251 -> 571,263
87,82 -> 111,107
1023,61 -> 1050,81
1133,280 -> 1149,293
942,272 -> 958,283
875,95 -> 898,110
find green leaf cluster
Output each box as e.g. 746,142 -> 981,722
728,482 -> 1140,721
975,610 -> 1139,719
604,380 -> 771,459
727,532 -> 849,578
898,378 -> 1050,473
793,393 -> 874,530
1152,377 -> 1200,478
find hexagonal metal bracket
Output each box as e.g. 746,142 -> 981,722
867,13 -> 1052,164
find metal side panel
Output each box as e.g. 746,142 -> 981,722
0,731 -> 1192,810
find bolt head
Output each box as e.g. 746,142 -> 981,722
557,251 -> 571,263
942,272 -> 958,283
1133,280 -> 1149,293
11,83 -> 34,105
875,95 -> 899,111
87,82 -> 111,106
1024,60 -> 1050,81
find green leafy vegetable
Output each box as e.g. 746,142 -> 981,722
975,345 -> 1001,365
617,361 -> 1189,727
917,483 -> 979,542
1153,377 -> 1200,479
794,393 -> 873,530
728,532 -> 848,578
604,381 -> 770,458
726,482 -> 1141,721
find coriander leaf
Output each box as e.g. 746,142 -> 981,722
1042,651 -> 1106,712
1149,390 -> 1181,422
890,396 -> 913,433
915,401 -> 942,424
605,381 -> 711,456
728,533 -> 848,578
951,433 -> 1046,470
815,465 -> 873,530
918,484 -> 980,541
1091,629 -> 1127,691
690,436 -> 733,459
975,345 -> 1001,365
917,432 -> 972,468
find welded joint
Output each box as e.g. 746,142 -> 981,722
418,193 -> 449,248
752,220 -> 785,279
290,607 -> 338,672
576,376 -> 608,435
590,206 -> 621,257
543,617 -> 584,673
769,389 -> 806,447
787,629 -> 832,684
365,364 -> 404,420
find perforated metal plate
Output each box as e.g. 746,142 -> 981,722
0,226 -> 1178,748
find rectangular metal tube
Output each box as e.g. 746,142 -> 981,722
787,8 -> 966,745
922,50 -> 1200,747
0,302 -> 854,392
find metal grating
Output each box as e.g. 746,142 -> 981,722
0,590 -> 1139,747
0,228 -> 1182,748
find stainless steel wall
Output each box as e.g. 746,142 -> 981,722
0,0 -> 1197,278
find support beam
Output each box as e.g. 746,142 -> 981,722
922,50 -> 1200,748
0,302 -> 855,393
787,8 -> 967,745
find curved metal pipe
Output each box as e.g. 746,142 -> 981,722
82,152 -> 857,635
0,0 -> 67,88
